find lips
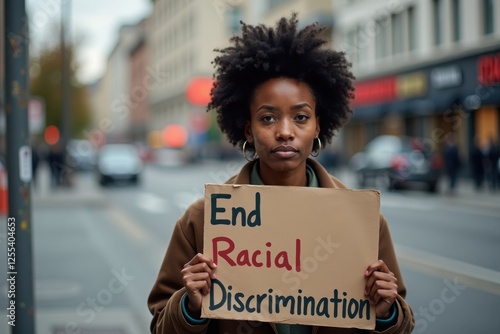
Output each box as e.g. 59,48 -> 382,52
272,145 -> 298,158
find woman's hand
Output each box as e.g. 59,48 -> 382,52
364,259 -> 398,318
181,253 -> 217,317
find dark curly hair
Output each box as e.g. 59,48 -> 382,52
207,13 -> 355,153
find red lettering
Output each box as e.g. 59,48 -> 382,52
212,236 -> 236,266
479,53 -> 500,85
252,250 -> 263,267
274,251 -> 292,270
210,237 -> 302,271
266,242 -> 272,268
236,250 -> 251,266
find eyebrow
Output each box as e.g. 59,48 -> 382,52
256,103 -> 312,112
291,103 -> 313,110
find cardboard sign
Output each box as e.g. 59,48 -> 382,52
202,184 -> 380,329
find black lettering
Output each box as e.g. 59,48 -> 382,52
211,194 -> 231,225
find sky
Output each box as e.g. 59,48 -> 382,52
26,0 -> 152,84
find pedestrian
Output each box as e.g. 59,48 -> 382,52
148,14 -> 414,334
47,143 -> 64,189
485,137 -> 500,191
469,136 -> 485,191
442,133 -> 461,194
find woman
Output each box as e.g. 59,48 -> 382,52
148,14 -> 414,334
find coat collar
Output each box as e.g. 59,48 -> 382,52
232,158 -> 341,189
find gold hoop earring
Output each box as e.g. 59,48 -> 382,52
310,137 -> 322,157
242,140 -> 256,162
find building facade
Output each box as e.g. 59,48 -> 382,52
129,18 -> 149,142
92,22 -> 146,144
334,0 -> 500,159
147,0 -> 240,139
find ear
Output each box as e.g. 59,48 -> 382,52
244,121 -> 253,143
315,116 -> 320,138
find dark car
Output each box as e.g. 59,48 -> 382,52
349,135 -> 442,192
96,144 -> 143,186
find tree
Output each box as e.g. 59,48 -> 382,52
30,35 -> 92,139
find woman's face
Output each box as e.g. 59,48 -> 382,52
245,78 -> 320,184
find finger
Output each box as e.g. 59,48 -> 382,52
186,253 -> 218,269
183,271 -> 213,293
185,278 -> 212,296
367,280 -> 398,303
370,285 -> 398,305
182,261 -> 217,279
365,259 -> 389,277
365,272 -> 394,297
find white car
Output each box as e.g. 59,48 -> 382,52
96,144 -> 143,186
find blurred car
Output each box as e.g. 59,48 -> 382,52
349,135 -> 442,192
67,139 -> 97,171
96,144 -> 143,186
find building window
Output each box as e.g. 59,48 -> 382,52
408,6 -> 417,51
451,0 -> 461,41
346,29 -> 358,65
483,0 -> 494,35
357,26 -> 368,64
433,0 -> 442,45
391,12 -> 403,55
376,16 -> 389,59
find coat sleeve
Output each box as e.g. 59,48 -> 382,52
147,199 -> 212,334
371,214 -> 415,334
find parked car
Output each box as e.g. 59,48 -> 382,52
349,135 -> 442,192
96,144 -> 143,186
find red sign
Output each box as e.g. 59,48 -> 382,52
478,53 -> 500,85
352,77 -> 396,106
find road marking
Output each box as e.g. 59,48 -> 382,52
382,201 -> 430,211
136,192 -> 170,214
173,191 -> 202,213
107,206 -> 148,244
396,243 -> 500,295
382,198 -> 500,218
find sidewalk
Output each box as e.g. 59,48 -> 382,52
31,163 -> 108,209
333,166 -> 500,212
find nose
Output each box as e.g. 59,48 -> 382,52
276,119 -> 294,141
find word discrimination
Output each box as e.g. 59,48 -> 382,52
209,280 -> 371,320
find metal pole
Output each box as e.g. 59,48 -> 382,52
61,0 -> 72,186
4,0 -> 36,333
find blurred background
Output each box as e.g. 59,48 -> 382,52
0,0 -> 499,333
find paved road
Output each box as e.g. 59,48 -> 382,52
1,161 -> 499,333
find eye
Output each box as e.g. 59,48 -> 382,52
295,114 -> 310,122
260,115 -> 276,123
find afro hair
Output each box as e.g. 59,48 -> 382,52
208,13 -> 355,152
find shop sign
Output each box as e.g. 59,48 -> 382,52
396,72 -> 427,98
430,66 -> 462,89
353,77 -> 396,106
478,52 -> 500,85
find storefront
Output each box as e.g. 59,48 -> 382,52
346,47 -> 500,159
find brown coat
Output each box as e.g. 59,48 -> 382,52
148,159 -> 415,334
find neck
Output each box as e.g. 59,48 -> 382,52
258,161 -> 308,186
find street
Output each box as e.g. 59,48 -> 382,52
1,160 -> 500,334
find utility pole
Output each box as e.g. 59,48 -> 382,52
60,0 -> 72,186
4,0 -> 36,333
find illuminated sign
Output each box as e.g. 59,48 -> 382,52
396,72 -> 427,98
430,66 -> 462,89
478,53 -> 500,85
